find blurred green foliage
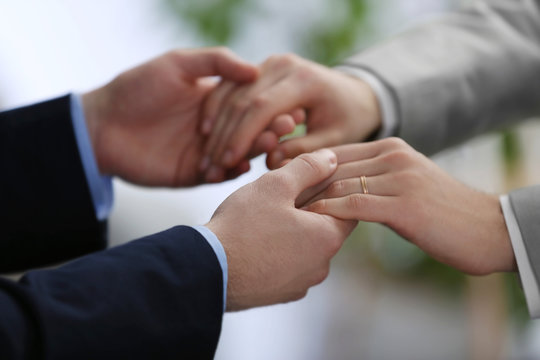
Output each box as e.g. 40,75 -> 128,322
162,0 -> 370,65
164,0 -> 254,44
162,0 -> 528,325
301,0 -> 370,65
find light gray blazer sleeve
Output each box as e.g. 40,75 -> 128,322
509,186 -> 540,288
340,0 -> 540,155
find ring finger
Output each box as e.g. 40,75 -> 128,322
301,173 -> 400,208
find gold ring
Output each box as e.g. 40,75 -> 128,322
361,176 -> 369,195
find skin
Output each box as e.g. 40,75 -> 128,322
81,47 -> 355,310
200,53 -> 381,174
206,149 -> 357,310
301,138 -> 516,276
82,47 -> 298,186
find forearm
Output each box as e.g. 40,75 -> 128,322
340,0 -> 540,154
0,226 -> 224,360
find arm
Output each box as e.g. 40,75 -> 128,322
340,0 -> 540,154
0,149 -> 357,359
302,138 -> 540,317
0,96 -> 106,272
301,138 -> 515,276
0,226 -> 224,359
0,48 -> 259,272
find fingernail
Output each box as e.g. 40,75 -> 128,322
202,118 -> 213,135
315,149 -> 337,166
200,156 -> 210,172
222,150 -> 234,167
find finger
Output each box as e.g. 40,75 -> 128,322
305,194 -> 397,223
267,129 -> 344,170
250,131 -> 280,158
271,149 -> 338,197
204,86 -> 255,166
276,137 -> 402,170
330,138 -> 408,164
212,109 -> 300,166
201,80 -> 237,135
295,158 -> 388,207
290,108 -> 306,125
215,80 -> 308,168
203,87 -> 251,168
268,114 -> 297,138
250,111 -> 302,160
306,173 -> 398,206
178,47 -> 258,83
205,70 -> 289,167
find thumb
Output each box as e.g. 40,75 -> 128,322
176,47 -> 258,82
274,149 -> 338,197
267,130 -> 340,169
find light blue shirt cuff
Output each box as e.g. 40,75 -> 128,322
192,225 -> 228,313
334,66 -> 398,139
70,94 -> 113,221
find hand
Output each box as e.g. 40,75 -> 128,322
206,149 -> 358,311
302,138 -> 516,276
82,47 -> 259,187
201,53 -> 381,173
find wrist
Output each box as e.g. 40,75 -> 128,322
205,221 -> 241,311
357,78 -> 383,140
341,73 -> 383,141
334,66 -> 390,141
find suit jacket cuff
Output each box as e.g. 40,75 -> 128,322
500,194 -> 540,318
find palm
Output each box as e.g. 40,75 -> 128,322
94,56 -> 215,187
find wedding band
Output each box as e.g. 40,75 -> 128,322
361,176 -> 369,195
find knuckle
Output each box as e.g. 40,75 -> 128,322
267,53 -> 298,68
308,199 -> 327,213
347,193 -> 365,211
327,180 -> 346,197
292,66 -> 317,84
399,169 -> 422,187
214,46 -> 233,57
296,153 -> 324,177
277,53 -> 298,66
383,148 -> 415,166
252,95 -> 269,109
384,137 -> 408,149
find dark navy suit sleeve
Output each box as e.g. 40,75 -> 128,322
0,95 -> 106,272
0,97 -> 225,358
0,226 -> 224,359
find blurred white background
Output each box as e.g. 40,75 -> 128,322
2,1 -> 540,359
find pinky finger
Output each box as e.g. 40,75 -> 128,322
268,114 -> 297,138
304,195 -> 396,223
